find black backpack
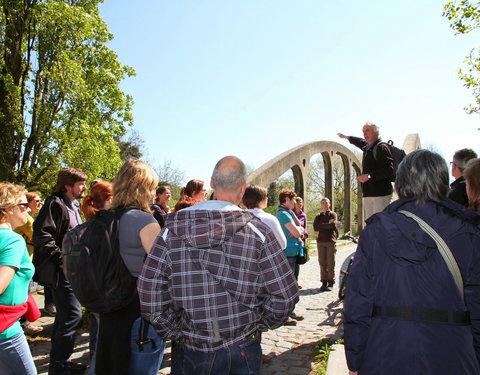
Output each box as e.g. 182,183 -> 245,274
62,207 -> 138,314
373,139 -> 406,181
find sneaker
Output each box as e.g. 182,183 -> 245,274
23,323 -> 43,335
283,319 -> 297,326
43,304 -> 56,317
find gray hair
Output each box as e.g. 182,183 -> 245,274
395,149 -> 449,205
211,156 -> 247,191
364,121 -> 380,135
453,148 -> 478,171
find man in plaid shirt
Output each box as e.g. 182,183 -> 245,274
138,156 -> 299,374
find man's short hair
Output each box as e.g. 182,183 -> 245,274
364,121 -> 380,135
242,185 -> 267,209
453,148 -> 478,171
53,168 -> 87,193
278,188 -> 296,204
211,156 -> 246,191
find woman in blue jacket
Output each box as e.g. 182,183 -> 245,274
344,149 -> 480,375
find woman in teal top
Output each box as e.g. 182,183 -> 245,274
0,182 -> 37,375
276,188 -> 305,325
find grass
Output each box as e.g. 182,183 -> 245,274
312,338 -> 344,375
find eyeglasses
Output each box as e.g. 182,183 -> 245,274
17,203 -> 30,211
450,161 -> 456,166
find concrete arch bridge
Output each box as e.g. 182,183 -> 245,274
246,134 -> 420,233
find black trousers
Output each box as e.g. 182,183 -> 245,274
95,296 -> 140,375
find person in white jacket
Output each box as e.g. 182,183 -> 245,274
242,185 -> 286,249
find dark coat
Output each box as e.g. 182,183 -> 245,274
348,136 -> 394,197
448,176 -> 469,207
32,193 -> 69,286
344,198 -> 480,375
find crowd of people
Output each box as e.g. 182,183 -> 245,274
1,123 -> 480,374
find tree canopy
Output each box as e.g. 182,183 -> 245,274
0,0 -> 134,191
444,0 -> 480,114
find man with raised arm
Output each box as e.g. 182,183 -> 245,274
338,122 -> 394,220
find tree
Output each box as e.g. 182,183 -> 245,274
117,130 -> 144,161
155,160 -> 185,201
0,0 -> 134,189
307,155 -> 359,226
444,1 -> 480,114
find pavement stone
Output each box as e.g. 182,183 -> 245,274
28,243 -> 356,374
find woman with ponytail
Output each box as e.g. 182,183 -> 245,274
81,181 -> 113,220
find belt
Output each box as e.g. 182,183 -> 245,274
372,305 -> 470,325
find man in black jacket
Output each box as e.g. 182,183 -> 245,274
338,122 -> 394,221
33,168 -> 88,375
448,148 -> 477,207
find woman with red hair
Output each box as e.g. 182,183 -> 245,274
174,179 -> 207,211
81,181 -> 113,220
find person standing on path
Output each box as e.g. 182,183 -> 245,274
448,148 -> 477,207
0,182 -> 38,375
338,122 -> 394,221
32,168 -> 88,375
293,196 -> 308,285
313,198 -> 337,291
139,156 -> 299,375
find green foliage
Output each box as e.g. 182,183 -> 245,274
444,1 -> 480,114
313,338 -> 336,375
307,154 -> 359,230
0,0 -> 134,190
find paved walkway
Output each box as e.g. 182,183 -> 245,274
28,243 -> 355,374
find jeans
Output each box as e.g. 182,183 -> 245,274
286,256 -> 297,273
172,334 -> 262,375
0,333 -> 37,375
49,272 -> 83,375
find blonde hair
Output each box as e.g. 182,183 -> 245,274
111,160 -> 158,212
0,182 -> 27,222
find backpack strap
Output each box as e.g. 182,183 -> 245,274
398,210 -> 464,300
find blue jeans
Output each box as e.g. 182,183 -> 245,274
171,334 -> 262,375
0,333 -> 37,375
49,272 -> 83,375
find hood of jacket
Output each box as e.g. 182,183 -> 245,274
164,208 -> 260,249
369,198 -> 480,265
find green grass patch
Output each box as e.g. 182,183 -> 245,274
312,338 -> 344,375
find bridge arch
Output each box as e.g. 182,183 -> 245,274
247,141 -> 363,233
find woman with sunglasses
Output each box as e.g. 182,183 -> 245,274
0,182 -> 37,374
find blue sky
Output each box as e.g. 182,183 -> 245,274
99,0 -> 480,187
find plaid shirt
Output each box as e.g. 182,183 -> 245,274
138,203 -> 299,352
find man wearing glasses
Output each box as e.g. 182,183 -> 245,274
448,148 -> 478,207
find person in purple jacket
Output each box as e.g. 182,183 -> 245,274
344,149 -> 480,375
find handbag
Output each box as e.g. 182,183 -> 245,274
296,244 -> 309,265
129,318 -> 165,375
399,210 -> 464,299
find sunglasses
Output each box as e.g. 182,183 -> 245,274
17,203 -> 30,211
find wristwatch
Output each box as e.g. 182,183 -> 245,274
367,174 -> 371,180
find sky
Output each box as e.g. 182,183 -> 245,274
99,0 -> 480,188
